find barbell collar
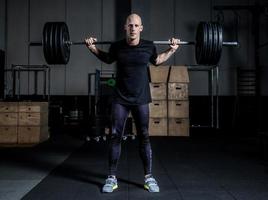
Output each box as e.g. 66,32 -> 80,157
222,41 -> 239,46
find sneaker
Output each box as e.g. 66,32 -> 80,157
102,176 -> 118,193
144,176 -> 160,192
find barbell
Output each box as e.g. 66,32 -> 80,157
29,21 -> 239,65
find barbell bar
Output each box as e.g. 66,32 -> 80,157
29,21 -> 239,65
67,40 -> 238,46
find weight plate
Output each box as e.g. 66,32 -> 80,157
55,22 -> 63,64
208,22 -> 214,65
59,22 -> 70,64
212,22 -> 219,65
210,23 -> 216,65
48,22 -> 55,64
43,22 -> 52,64
207,22 -> 213,65
196,22 -> 207,65
51,23 -> 57,64
215,23 -> 223,65
204,22 -> 210,65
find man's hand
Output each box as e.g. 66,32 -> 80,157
85,37 -> 98,53
169,38 -> 180,52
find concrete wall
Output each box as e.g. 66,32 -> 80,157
0,0 -> 6,50
4,0 -> 268,96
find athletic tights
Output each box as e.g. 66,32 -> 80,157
108,103 -> 152,176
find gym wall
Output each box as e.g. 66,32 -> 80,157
0,0 -> 6,50
4,0 -> 268,96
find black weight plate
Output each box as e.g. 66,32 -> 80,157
195,22 -> 202,64
196,22 -> 207,65
203,22 -> 210,65
204,22 -> 211,65
201,22 -> 207,65
207,22 -> 214,65
213,22 -> 219,65
201,22 -> 209,65
51,23 -> 59,64
208,22 -> 216,65
59,22 -> 70,64
47,22 -> 55,64
54,22 -> 61,64
43,22 -> 52,64
51,23 -> 57,64
209,23 -> 214,65
211,22 -> 218,65
48,22 -> 55,64
214,23 -> 222,65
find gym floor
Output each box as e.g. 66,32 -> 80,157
1,129 -> 268,200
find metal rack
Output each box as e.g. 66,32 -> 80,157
5,65 -> 51,100
187,65 -> 219,129
87,69 -> 116,141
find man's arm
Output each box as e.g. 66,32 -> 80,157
155,38 -> 180,65
85,37 -> 114,64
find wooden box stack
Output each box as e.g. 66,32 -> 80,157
0,102 -> 49,146
168,66 -> 189,136
148,66 -> 169,136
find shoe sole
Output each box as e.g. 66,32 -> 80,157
102,185 -> 118,193
144,184 -> 159,193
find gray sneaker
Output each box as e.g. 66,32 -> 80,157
144,176 -> 160,192
102,176 -> 118,193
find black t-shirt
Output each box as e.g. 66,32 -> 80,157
108,39 -> 158,105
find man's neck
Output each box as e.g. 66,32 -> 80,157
127,37 -> 140,46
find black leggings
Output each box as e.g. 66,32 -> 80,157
109,103 -> 152,176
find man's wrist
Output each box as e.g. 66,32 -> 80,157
90,48 -> 98,54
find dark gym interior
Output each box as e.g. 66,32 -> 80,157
1,0 -> 268,199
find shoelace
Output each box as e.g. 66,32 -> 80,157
106,178 -> 116,185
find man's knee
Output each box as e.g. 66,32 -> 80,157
109,130 -> 121,144
138,130 -> 150,142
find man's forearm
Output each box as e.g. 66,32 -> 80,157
89,48 -> 114,64
155,48 -> 177,65
89,47 -> 100,55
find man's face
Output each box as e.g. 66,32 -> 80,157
125,16 -> 143,40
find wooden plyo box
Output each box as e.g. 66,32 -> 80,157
168,100 -> 189,118
149,118 -> 167,136
18,126 -> 49,144
149,65 -> 170,83
18,112 -> 48,126
0,127 -> 17,144
0,101 -> 49,146
0,113 -> 17,126
168,118 -> 189,136
149,100 -> 167,118
0,102 -> 18,112
168,83 -> 188,100
150,83 -> 167,100
169,66 -> 189,83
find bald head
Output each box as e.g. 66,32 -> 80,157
124,13 -> 143,45
125,13 -> 142,26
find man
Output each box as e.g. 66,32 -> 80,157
85,13 -> 179,193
